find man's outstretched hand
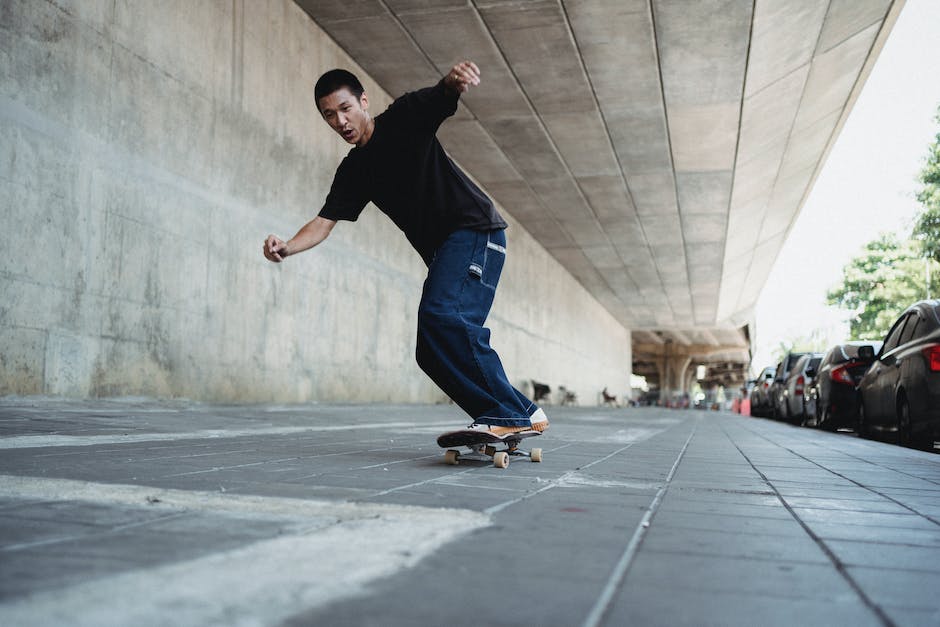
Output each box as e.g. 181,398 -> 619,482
444,61 -> 480,94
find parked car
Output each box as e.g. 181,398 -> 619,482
807,341 -> 882,431
771,352 -> 807,419
857,300 -> 940,448
749,366 -> 776,417
781,352 -> 824,423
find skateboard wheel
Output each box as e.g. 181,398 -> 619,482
444,450 -> 460,466
530,448 -> 542,463
493,452 -> 509,468
484,445 -> 497,457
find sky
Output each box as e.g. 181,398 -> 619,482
751,0 -> 940,373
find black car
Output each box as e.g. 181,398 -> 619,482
781,353 -> 824,424
807,341 -> 882,431
771,352 -> 807,419
749,366 -> 776,417
857,300 -> 940,448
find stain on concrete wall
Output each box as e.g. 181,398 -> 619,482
0,0 -> 631,404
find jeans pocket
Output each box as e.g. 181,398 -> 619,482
466,232 -> 504,289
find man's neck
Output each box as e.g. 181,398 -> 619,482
357,116 -> 375,147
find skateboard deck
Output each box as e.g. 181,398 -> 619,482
436,429 -> 542,468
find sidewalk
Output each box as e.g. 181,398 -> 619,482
1,398 -> 938,626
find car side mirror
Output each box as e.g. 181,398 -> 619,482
805,368 -> 816,378
858,345 -> 875,361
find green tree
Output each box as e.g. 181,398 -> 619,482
827,234 -> 940,340
770,329 -> 831,365
913,108 -> 940,260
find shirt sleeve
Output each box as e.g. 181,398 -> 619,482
318,155 -> 369,222
386,80 -> 459,133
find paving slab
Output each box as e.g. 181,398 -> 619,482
1,398 -> 939,625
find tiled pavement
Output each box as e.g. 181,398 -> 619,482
1,398 -> 938,626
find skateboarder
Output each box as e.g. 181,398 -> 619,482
263,61 -> 548,436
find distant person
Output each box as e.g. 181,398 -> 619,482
263,61 -> 548,436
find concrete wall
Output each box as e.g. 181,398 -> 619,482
0,0 -> 631,405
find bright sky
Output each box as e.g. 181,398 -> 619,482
751,0 -> 940,373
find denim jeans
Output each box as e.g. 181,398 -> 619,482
416,228 -> 537,427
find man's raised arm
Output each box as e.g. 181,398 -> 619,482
263,215 -> 336,263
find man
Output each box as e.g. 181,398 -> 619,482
263,61 -> 548,436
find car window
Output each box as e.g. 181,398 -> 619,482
828,347 -> 845,364
785,353 -> 805,371
900,314 -> 921,345
808,357 -> 822,370
926,305 -> 940,331
911,315 -> 933,341
882,315 -> 909,354
791,356 -> 807,377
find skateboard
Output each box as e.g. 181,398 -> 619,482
436,429 -> 542,468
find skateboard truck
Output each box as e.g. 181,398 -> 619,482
438,430 -> 543,468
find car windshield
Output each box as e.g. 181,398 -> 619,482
833,343 -> 881,364
808,357 -> 821,370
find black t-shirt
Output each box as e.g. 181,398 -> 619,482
318,80 -> 507,265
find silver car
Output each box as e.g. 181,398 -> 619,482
780,353 -> 824,424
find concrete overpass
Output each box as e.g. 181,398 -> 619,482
0,0 -> 902,404
297,0 -> 902,396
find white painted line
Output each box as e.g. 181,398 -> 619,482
0,421 -> 457,449
0,475 -> 490,626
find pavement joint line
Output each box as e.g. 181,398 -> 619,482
581,420 -> 698,627
805,436 -> 940,489
369,467 -> 479,497
160,444 -> 423,478
2,510 -> 191,553
723,426 -> 899,627
0,420 -> 459,450
481,439 -> 649,517
355,454 -> 442,469
739,423 -> 940,528
431,480 -> 524,493
364,439 -> 586,499
161,455 -> 329,478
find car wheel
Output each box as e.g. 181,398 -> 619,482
897,396 -> 914,448
857,402 -> 869,439
802,395 -> 815,428
818,404 -> 836,432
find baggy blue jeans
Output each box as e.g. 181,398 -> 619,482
416,228 -> 537,427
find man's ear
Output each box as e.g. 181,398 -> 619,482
359,92 -> 369,111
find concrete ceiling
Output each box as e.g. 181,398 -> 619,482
294,0 -> 902,360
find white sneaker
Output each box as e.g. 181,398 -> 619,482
466,410 -> 550,437
529,408 -> 549,428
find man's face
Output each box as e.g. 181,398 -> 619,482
318,88 -> 370,146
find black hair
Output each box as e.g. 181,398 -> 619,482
314,69 -> 364,111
